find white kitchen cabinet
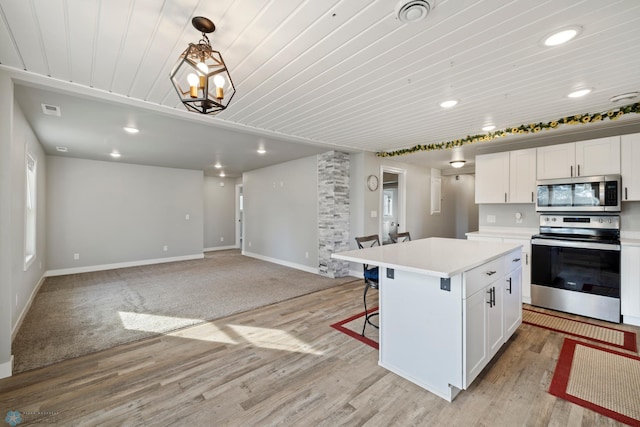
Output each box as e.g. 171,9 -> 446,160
537,137 -> 620,179
504,259 -> 523,337
475,148 -> 536,204
503,237 -> 531,304
509,148 -> 537,203
621,133 -> 640,201
475,151 -> 509,203
621,244 -> 640,326
462,255 -> 509,387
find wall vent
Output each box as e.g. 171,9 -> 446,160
41,103 -> 61,116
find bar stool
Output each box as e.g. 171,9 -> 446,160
354,234 -> 380,336
389,231 -> 411,243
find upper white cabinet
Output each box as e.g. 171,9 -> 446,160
621,133 -> 640,201
475,148 -> 536,204
475,152 -> 509,204
509,148 -> 537,203
536,137 -> 620,180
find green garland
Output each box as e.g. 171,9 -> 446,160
376,102 -> 640,158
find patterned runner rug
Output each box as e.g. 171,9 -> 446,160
330,308 -> 379,350
523,308 -> 637,352
550,338 -> 640,426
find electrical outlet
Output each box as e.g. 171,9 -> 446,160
74,253 -> 80,260
487,215 -> 496,223
163,245 -> 168,251
248,241 -> 252,247
305,251 -> 309,259
220,237 -> 224,242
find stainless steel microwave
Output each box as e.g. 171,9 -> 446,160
535,175 -> 621,212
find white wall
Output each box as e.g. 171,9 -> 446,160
203,176 -> 236,250
242,155 -> 318,270
46,157 -> 204,273
0,73 -> 48,378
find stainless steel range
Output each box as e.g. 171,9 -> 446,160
530,214 -> 621,323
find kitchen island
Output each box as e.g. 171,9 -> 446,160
332,237 -> 523,401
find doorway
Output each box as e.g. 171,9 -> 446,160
379,166 -> 406,244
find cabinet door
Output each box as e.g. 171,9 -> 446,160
621,245 -> 640,320
575,136 -> 620,176
537,143 -> 576,179
487,281 -> 504,359
509,148 -> 536,203
463,288 -> 488,387
503,238 -> 531,304
475,152 -> 509,204
504,268 -> 522,337
621,133 -> 640,201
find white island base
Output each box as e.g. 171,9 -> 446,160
333,238 -> 523,402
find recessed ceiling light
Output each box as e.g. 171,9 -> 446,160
395,0 -> 433,24
110,151 -> 121,158
449,160 -> 466,168
440,99 -> 458,108
542,26 -> 582,46
123,127 -> 139,134
257,148 -> 266,154
482,125 -> 496,132
214,162 -> 222,168
56,146 -> 68,152
610,92 -> 639,103
568,88 -> 591,98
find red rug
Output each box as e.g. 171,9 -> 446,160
523,307 -> 637,352
330,308 -> 378,350
549,338 -> 640,426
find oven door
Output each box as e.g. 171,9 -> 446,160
530,238 -> 621,322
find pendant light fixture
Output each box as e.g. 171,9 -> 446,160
449,147 -> 466,168
170,17 -> 235,115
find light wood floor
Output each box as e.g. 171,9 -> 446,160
1,280 -> 638,426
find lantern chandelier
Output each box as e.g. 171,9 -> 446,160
170,16 -> 236,115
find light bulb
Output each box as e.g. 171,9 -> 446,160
187,73 -> 199,98
214,74 -> 225,99
196,62 -> 208,73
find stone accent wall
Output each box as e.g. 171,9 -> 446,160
318,151 -> 350,278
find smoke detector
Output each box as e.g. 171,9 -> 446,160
395,0 -> 434,24
609,92 -> 639,103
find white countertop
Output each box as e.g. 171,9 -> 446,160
332,237 -> 522,278
465,227 -> 537,240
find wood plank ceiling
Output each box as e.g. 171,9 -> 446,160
1,0 -> 640,172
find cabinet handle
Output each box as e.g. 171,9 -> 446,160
512,258 -> 521,262
570,165 -> 573,177
531,191 -> 534,203
492,287 -> 496,306
577,164 -> 580,176
625,187 -> 628,200
526,253 -> 528,265
507,277 -> 512,294
487,288 -> 494,307
485,270 -> 497,276
505,193 -> 507,203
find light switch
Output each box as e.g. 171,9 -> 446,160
370,210 -> 378,218
185,214 -> 190,220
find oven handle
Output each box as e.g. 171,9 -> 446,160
531,238 -> 620,251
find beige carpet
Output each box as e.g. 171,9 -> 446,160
12,250 -> 357,373
522,308 -> 637,352
549,338 -> 640,425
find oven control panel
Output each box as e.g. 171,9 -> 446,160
539,214 -> 620,230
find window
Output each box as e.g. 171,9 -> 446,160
24,153 -> 36,269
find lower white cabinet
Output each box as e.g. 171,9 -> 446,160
621,244 -> 640,326
504,265 -> 523,336
467,234 -> 532,304
463,250 -> 521,388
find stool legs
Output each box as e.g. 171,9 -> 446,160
361,282 -> 379,336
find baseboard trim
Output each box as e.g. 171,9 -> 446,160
204,245 -> 239,252
12,273 -> 46,341
623,315 -> 640,327
242,251 -> 318,274
45,253 -> 205,277
0,356 -> 13,379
